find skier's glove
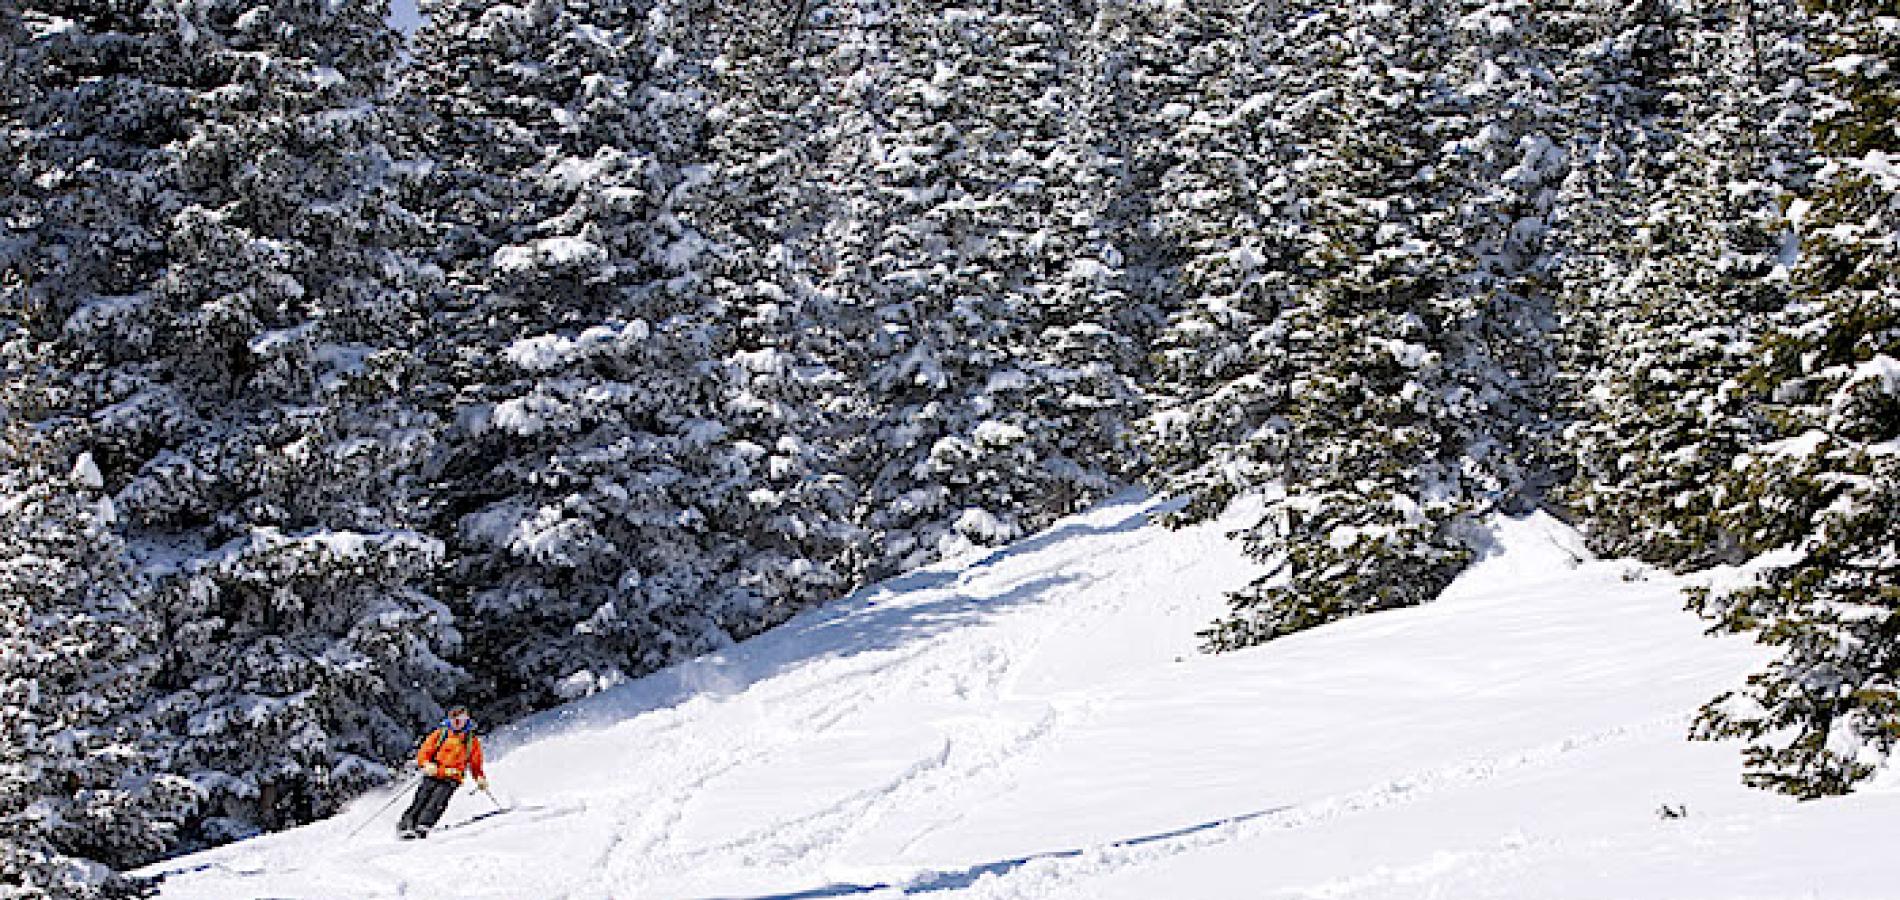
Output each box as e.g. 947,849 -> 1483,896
421,762 -> 439,777
475,777 -> 490,791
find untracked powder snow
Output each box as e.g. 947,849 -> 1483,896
144,494 -> 1897,899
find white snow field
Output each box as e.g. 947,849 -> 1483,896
145,493 -> 1896,899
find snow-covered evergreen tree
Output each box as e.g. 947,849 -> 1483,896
1690,0 -> 1899,797
1137,0 -> 1305,524
995,0 -> 1150,521
1434,0 -> 1574,513
685,0 -> 866,628
1560,0 -> 1810,569
1193,1 -> 1504,649
0,448 -> 185,897
837,0 -> 1136,577
4,0 -> 454,869
407,0 -> 765,712
2,5 -> 189,890
1549,0 -> 1678,520
129,0 -> 452,840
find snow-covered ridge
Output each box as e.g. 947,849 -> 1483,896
146,495 -> 1895,899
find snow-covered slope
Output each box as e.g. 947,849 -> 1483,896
145,494 -> 1896,899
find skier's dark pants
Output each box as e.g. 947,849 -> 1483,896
398,776 -> 458,833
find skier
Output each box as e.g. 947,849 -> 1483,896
397,704 -> 489,838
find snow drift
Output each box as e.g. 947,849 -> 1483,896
146,494 -> 1897,899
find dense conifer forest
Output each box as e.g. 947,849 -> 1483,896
2,0 -> 1893,894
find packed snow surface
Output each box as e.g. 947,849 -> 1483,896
146,494 -> 1896,899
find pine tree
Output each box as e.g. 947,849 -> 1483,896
1435,0 -> 1577,516
1549,0 -> 1683,473
1049,0 -> 1187,474
837,0 -> 1133,578
1690,0 -> 1899,797
1138,0 -> 1305,525
132,0 -> 452,840
1560,0 -> 1810,569
1199,0 -> 1499,648
2,6 -> 190,890
408,0 -> 755,712
0,449 -> 185,897
685,0 -> 867,627
4,0 -> 454,861
983,0 -> 1147,524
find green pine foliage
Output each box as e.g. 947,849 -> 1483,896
1138,0 -> 1298,527
4,0 -> 453,882
1691,468 -> 1900,796
1559,0 -> 1811,569
835,0 -> 1140,578
0,447 -> 181,897
689,3 -> 865,630
1185,0 -> 1559,650
2,8 -> 186,890
115,0 -> 453,842
1686,0 -> 1900,797
404,0 -> 742,714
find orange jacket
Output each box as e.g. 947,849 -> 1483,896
417,725 -> 484,782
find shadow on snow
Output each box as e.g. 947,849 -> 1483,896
691,803 -> 1292,900
489,491 -> 1166,756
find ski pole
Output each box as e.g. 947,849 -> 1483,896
480,786 -> 505,811
347,774 -> 421,839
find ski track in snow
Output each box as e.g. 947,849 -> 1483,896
590,551 -> 1143,889
667,714 -> 1689,900
146,494 -> 1899,900
878,716 -> 1688,900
